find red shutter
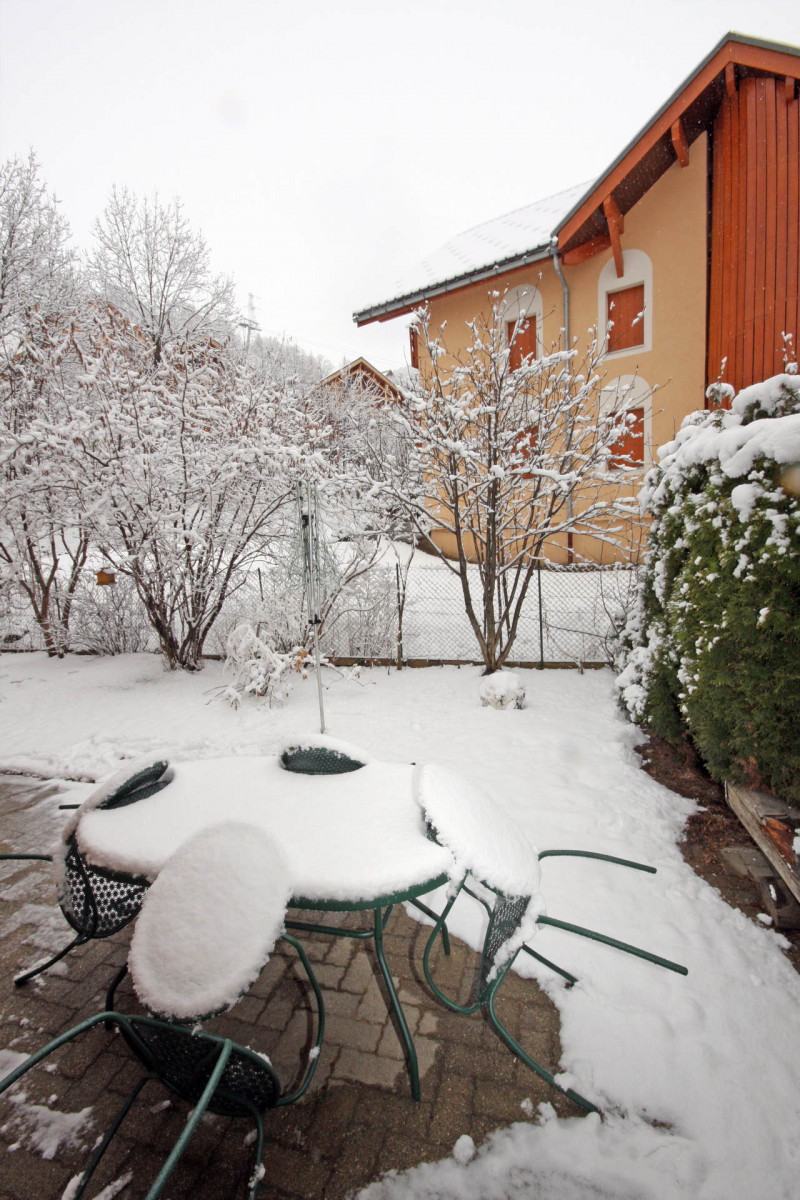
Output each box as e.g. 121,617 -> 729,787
610,407 -> 645,468
507,316 -> 537,370
515,426 -> 538,478
607,285 -> 645,353
409,326 -> 419,370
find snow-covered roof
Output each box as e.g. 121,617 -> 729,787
355,181 -> 592,323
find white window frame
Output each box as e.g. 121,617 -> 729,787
599,374 -> 653,473
598,250 -> 653,360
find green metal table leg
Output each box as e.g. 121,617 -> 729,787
373,905 -> 420,1101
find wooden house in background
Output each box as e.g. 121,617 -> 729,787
317,357 -> 407,406
354,33 -> 800,562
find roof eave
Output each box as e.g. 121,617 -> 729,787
554,32 -> 800,249
354,242 -> 553,326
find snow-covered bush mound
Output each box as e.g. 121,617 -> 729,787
479,671 -> 526,710
616,372 -> 800,802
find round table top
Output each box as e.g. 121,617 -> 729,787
77,756 -> 455,905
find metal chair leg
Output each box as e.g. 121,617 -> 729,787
0,853 -> 53,862
407,896 -> 451,954
538,915 -> 688,975
142,1040 -> 234,1200
373,906 -> 420,1100
241,1107 -> 266,1200
14,933 -> 85,986
485,986 -> 599,1113
538,850 -> 656,873
106,962 -> 128,1010
520,943 -> 578,987
70,1077 -> 151,1199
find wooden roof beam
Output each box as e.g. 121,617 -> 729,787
561,232 -> 612,267
726,62 -> 737,98
603,195 -> 625,278
671,117 -> 690,166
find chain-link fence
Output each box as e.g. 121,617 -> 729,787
313,558 -> 636,667
1,555 -> 638,668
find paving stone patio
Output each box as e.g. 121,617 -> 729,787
0,775 -> 579,1200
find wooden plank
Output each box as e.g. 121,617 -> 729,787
734,84 -> 748,391
789,98 -> 800,363
707,97 -> 726,388
753,79 -> 768,384
743,79 -> 758,389
775,81 -> 789,374
727,88 -> 741,388
719,93 -> 734,384
764,77 -> 779,378
727,782 -> 800,906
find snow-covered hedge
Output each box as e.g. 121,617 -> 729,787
616,372 -> 800,802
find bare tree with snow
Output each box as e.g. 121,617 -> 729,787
0,154 -> 89,655
383,302 -> 642,673
87,187 -> 238,365
73,306 -> 318,670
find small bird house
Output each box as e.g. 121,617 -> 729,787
96,569 -> 116,586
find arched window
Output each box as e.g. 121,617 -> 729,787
500,284 -> 544,367
598,251 -> 653,359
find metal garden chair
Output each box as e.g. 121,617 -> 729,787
422,856 -> 689,1114
0,935 -> 324,1200
0,759 -> 171,992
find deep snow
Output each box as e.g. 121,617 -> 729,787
1,652 -> 799,1200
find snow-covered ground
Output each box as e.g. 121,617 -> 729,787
1,652 -> 799,1200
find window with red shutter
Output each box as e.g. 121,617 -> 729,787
507,316 -> 537,370
515,426 -> 538,478
607,285 -> 645,354
610,407 -> 645,468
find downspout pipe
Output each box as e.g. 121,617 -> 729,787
551,243 -> 575,564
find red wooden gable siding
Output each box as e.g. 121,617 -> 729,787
708,75 -> 800,393
607,284 -> 645,354
507,316 -> 537,370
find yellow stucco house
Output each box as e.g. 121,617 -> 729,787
354,33 -> 800,564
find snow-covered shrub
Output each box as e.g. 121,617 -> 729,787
479,671 -> 526,709
69,575 -> 153,655
222,623 -> 309,708
616,373 -> 800,801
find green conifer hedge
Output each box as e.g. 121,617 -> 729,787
616,373 -> 800,803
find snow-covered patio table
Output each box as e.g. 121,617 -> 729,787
76,756 -> 455,901
74,753 -> 476,1098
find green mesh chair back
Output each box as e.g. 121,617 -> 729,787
477,893 -> 530,999
60,761 -> 170,939
280,745 -> 364,774
120,1017 -> 281,1117
60,843 -> 149,938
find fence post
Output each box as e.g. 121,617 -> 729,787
537,561 -> 544,670
395,563 -> 404,670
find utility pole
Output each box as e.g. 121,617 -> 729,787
238,293 -> 261,355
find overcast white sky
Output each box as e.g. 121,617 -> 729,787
1,0 -> 799,372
